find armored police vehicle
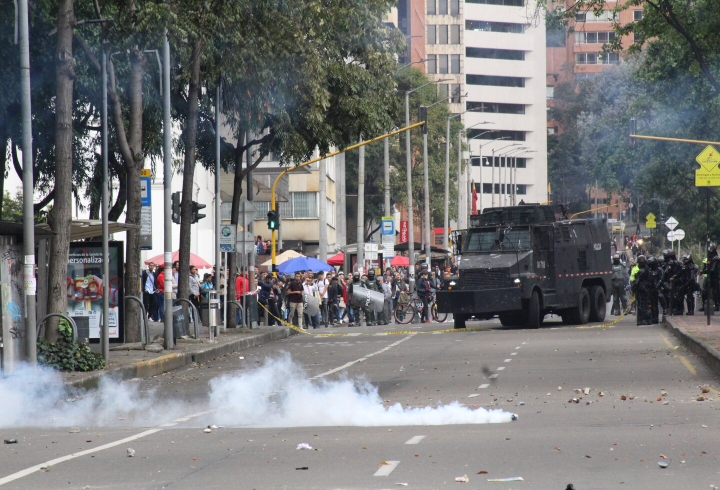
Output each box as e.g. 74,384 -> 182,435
437,204 -> 611,329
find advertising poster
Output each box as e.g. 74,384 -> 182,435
1,242 -> 26,366
67,242 -> 124,342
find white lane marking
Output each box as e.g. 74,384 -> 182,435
510,352 -> 517,356
0,410 -> 214,487
405,436 -> 426,445
478,384 -> 489,389
0,429 -> 161,486
374,461 -> 400,477
515,346 -> 521,349
522,342 -> 527,345
504,359 -> 512,362
489,374 -> 498,379
347,333 -> 362,336
497,367 -> 506,371
467,394 -> 479,398
310,336 -> 413,380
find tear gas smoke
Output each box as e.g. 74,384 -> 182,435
1,354 -> 515,429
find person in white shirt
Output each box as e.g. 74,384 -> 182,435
316,271 -> 330,327
302,275 -> 320,329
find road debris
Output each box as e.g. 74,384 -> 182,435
518,401 -> 525,406
477,471 -> 489,474
658,461 -> 669,468
295,467 -> 309,470
396,483 -> 408,486
127,448 -> 135,457
204,428 -> 212,433
455,475 -> 469,483
69,427 -> 80,433
297,443 -> 313,450
598,391 -> 605,397
488,477 -> 523,482
4,439 -> 18,444
558,386 -> 562,391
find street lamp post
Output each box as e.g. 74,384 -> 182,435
404,79 -> 449,289
512,150 -> 535,204
490,144 -> 520,207
501,148 -> 526,205
464,129 -> 496,218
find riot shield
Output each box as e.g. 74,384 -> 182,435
349,286 -> 385,312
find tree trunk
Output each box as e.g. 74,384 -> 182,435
177,38 -> 203,304
226,135 -> 246,328
46,0 -> 76,341
0,137 -> 6,215
123,49 -> 145,343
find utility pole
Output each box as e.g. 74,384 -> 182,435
162,30 -> 174,350
420,106 -> 431,269
404,92 -> 416,290
384,137 -> 391,217
443,117 -> 451,251
319,154 -> 327,261
101,52 -> 110,361
19,0 -> 37,365
357,143 -> 365,271
214,79 -> 221,326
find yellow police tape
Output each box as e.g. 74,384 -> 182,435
256,295 -> 636,337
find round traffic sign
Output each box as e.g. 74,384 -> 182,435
674,229 -> 685,241
667,231 -> 676,242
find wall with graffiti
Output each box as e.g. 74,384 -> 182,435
1,241 -> 26,365
66,242 -> 124,341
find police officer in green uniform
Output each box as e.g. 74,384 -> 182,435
366,269 -> 385,325
610,253 -> 629,315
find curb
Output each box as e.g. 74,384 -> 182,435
65,327 -> 295,391
664,317 -> 720,378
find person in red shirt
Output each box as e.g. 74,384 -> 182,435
154,267 -> 165,322
235,270 -> 249,326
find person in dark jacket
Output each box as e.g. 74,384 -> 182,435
327,276 -> 343,326
417,269 -> 432,323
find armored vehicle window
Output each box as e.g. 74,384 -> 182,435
465,228 -> 531,252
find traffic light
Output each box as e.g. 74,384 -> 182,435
191,201 -> 206,224
171,192 -> 181,224
628,118 -> 636,148
419,105 -> 428,134
267,209 -> 279,230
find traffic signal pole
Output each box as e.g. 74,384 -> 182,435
269,121 -> 426,273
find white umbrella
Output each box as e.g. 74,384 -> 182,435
260,249 -> 302,266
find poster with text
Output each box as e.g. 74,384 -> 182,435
66,242 -> 124,342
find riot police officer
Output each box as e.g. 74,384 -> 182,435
676,253 -> 699,315
610,253 -> 629,315
631,255 -> 652,325
663,250 -> 683,315
646,256 -> 664,323
347,272 -> 368,326
700,243 -> 720,312
365,269 -> 386,325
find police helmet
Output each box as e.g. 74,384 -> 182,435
367,269 -> 375,279
352,271 -> 360,279
647,255 -> 658,268
682,253 -> 691,262
637,254 -> 647,267
612,253 -> 620,262
668,250 -> 677,260
421,263 -> 429,270
709,243 -> 717,253
662,249 -> 669,257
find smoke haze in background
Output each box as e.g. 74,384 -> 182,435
1,354 -> 514,429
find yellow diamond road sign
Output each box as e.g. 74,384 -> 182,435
695,145 -> 720,186
646,220 -> 656,229
645,213 -> 655,221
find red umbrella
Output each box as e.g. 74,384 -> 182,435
391,255 -> 409,266
327,252 -> 344,266
143,251 -> 212,269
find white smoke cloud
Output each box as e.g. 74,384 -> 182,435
0,355 -> 515,429
208,353 -> 515,427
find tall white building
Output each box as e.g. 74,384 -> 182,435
463,0 -> 548,216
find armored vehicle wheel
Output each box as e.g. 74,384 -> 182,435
526,291 -> 541,329
568,287 -> 591,325
453,314 -> 466,329
588,285 -> 606,322
499,311 -> 524,327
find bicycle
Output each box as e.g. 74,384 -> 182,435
394,294 -> 447,324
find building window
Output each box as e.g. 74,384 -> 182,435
481,184 -> 526,195
467,101 -> 525,114
482,156 -> 528,168
575,31 -> 616,44
467,74 -> 525,87
427,54 -> 437,74
467,0 -> 524,5
575,52 -> 620,64
439,54 -> 449,74
427,25 -> 437,44
633,10 -> 643,20
546,85 -> 554,99
466,47 -> 524,60
548,127 -> 556,135
633,32 -> 643,43
465,20 -> 525,33
427,0 -> 436,15
451,24 -> 461,44
326,198 -> 335,227
249,201 -> 271,220
438,0 -> 448,14
449,83 -> 462,102
438,84 -> 449,100
450,54 -> 461,74
276,192 -> 318,219
575,10 -> 617,22
467,129 -> 525,141
439,24 -> 449,44
450,0 -> 460,15
575,73 -> 597,81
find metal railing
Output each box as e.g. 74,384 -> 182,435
36,313 -> 78,342
125,295 -> 150,346
173,299 -> 200,340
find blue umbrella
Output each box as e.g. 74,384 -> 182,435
276,255 -> 334,274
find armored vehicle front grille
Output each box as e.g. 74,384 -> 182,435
460,270 -> 509,290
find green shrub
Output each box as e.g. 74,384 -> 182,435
37,318 -> 106,372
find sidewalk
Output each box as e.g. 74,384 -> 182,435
61,321 -> 295,390
664,314 -> 720,377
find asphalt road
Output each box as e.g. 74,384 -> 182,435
2,315 -> 720,489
